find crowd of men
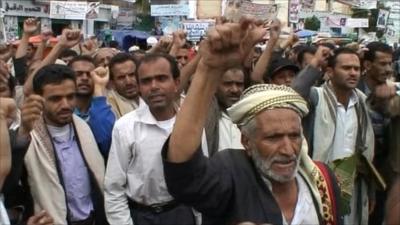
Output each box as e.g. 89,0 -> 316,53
0,17 -> 400,225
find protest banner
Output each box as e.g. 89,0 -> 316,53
377,9 -> 390,29
86,2 -> 100,19
239,2 -> 277,21
151,0 -> 189,16
182,21 -> 212,41
50,1 -> 88,20
301,0 -> 316,11
158,17 -> 181,35
345,18 -> 369,28
358,0 -> 377,9
289,0 -> 301,23
197,0 -> 222,19
151,4 -> 189,16
336,0 -> 360,7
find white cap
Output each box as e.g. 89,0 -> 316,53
146,36 -> 158,46
129,45 -> 140,52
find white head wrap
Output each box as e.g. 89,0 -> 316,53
227,84 -> 309,126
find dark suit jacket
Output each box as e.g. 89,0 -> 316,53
162,140 -> 342,225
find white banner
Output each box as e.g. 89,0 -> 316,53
345,18 -> 369,28
2,0 -> 49,18
289,0 -> 301,23
183,21 -> 212,41
358,0 -> 378,9
336,0 -> 377,9
50,1 -> 88,20
151,5 -> 189,16
239,2 -> 278,21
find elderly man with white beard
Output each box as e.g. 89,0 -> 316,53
161,18 -> 343,225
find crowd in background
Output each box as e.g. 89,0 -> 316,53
0,16 -> 400,225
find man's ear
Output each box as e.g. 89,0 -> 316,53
241,133 -> 252,156
174,77 -> 180,91
326,67 -> 334,80
363,60 -> 372,72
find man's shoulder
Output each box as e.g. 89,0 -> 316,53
114,109 -> 141,127
212,149 -> 249,165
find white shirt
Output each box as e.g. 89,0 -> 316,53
282,175 -> 319,225
104,104 -> 208,225
0,194 -> 10,225
330,92 -> 358,161
218,112 -> 244,151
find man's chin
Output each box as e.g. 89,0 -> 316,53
76,91 -> 93,97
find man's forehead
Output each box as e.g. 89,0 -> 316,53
72,60 -> 95,68
177,48 -> 189,55
223,69 -> 244,78
42,80 -> 76,94
336,53 -> 359,64
375,51 -> 393,60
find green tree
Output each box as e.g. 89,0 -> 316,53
135,0 -> 150,15
304,16 -> 321,31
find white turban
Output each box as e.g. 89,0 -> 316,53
227,84 -> 309,126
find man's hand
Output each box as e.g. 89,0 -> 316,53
0,43 -> 12,62
151,36 -> 172,54
40,27 -> 53,43
268,19 -> 281,43
172,30 -> 187,48
200,17 -> 267,71
27,211 -> 54,225
0,98 -> 17,127
19,95 -> 44,138
91,67 -> 109,96
310,45 -> 332,68
374,83 -> 397,99
80,38 -> 98,55
58,29 -> 82,49
0,60 -> 10,83
23,18 -> 40,36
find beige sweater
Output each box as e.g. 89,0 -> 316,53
24,115 -> 104,225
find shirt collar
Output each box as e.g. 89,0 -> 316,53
336,90 -> 358,108
135,103 -> 177,126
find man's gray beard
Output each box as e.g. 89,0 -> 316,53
250,147 -> 300,183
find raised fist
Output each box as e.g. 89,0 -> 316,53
91,67 -> 109,86
19,94 -> 44,136
0,97 -> 17,127
59,29 -> 82,48
200,17 -> 266,71
172,30 -> 187,48
23,18 -> 40,35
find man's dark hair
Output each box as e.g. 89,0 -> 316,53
136,53 -> 180,80
364,41 -> 393,62
59,49 -> 78,59
297,46 -> 317,65
317,42 -> 336,51
327,47 -> 359,68
33,64 -> 76,95
108,53 -> 137,80
68,55 -> 95,67
109,40 -> 119,49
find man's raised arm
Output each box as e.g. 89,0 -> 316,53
167,18 -> 267,163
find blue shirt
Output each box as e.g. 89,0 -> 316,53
74,96 -> 116,158
50,125 -> 93,222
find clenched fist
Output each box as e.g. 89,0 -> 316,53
19,94 -> 44,137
